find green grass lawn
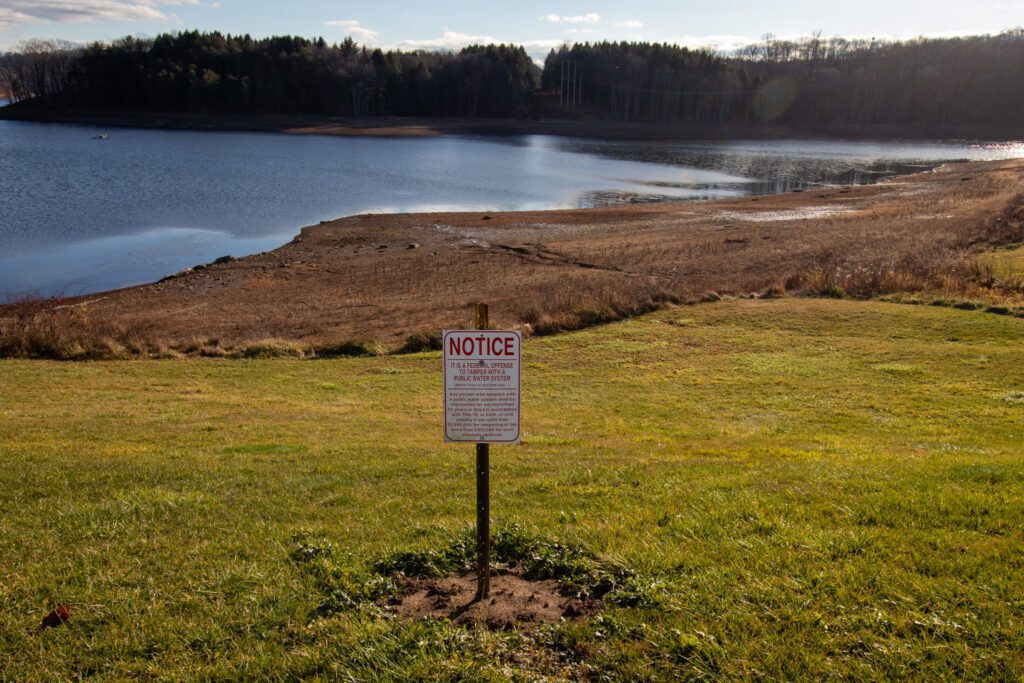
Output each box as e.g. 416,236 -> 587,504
1,298 -> 1022,680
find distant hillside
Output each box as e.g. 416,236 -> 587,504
2,30 -> 1023,131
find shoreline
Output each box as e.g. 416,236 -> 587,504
0,160 -> 953,301
4,107 -> 1024,142
1,157 -> 1022,358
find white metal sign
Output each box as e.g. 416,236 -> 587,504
443,330 -> 521,443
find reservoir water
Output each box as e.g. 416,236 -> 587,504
1,119 -> 1022,298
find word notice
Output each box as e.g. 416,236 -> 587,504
443,330 -> 521,443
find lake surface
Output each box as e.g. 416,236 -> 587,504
1,120 -> 1022,298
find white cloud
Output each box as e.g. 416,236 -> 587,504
324,19 -> 379,40
397,30 -> 498,50
666,31 -> 1009,54
670,34 -> 761,52
393,31 -> 564,64
615,20 -> 644,29
0,7 -> 37,32
0,0 -> 198,31
396,31 -> 565,51
544,13 -> 600,24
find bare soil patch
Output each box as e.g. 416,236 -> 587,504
381,568 -> 594,630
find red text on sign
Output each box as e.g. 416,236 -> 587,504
447,334 -> 517,357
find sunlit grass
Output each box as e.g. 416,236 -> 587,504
978,244 -> 1024,286
1,298 -> 1022,679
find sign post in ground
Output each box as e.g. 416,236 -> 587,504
443,304 -> 521,600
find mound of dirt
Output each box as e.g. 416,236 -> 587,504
380,568 -> 595,629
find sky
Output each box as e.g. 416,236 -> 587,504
1,0 -> 1021,59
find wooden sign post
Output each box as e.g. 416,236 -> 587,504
443,304 -> 522,601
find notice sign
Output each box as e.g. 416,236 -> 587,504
443,330 -> 522,443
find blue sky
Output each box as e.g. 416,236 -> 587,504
1,0 -> 1021,58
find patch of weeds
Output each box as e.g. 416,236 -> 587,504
664,628 -> 724,674
296,525 -> 662,620
533,619 -> 596,663
373,530 -> 475,578
289,532 -> 398,616
604,574 -> 664,608
395,331 -> 442,354
953,301 -> 982,311
233,339 -> 308,358
489,523 -> 660,605
314,340 -> 380,358
290,535 -> 336,563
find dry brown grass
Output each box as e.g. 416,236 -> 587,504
0,297 -> 169,360
2,159 -> 1022,359
0,298 -> 398,360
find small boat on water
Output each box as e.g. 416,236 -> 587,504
93,134 -> 109,140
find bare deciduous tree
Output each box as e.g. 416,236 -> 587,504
2,39 -> 82,104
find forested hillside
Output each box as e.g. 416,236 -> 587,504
2,30 -> 1023,128
0,33 -> 537,117
543,33 -> 1024,127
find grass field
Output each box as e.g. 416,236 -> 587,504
979,244 -> 1024,288
1,298 -> 1023,680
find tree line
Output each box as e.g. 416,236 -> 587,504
0,32 -> 537,117
542,31 -> 1024,128
2,29 -> 1023,129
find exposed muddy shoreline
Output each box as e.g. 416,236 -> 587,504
2,158 -> 1021,359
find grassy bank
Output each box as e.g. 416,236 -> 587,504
1,298 -> 1023,679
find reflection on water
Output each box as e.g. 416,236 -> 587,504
1,121 -> 1022,297
0,228 -> 290,298
534,138 -> 1024,194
